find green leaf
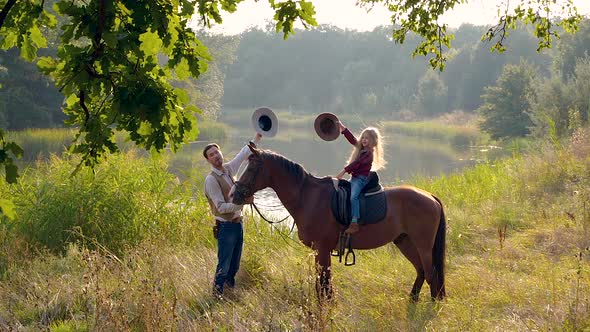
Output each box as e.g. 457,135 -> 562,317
183,105 -> 200,114
60,24 -> 75,43
21,35 -> 37,61
5,142 -> 23,158
138,121 -> 153,136
299,0 -> 317,25
5,163 -> 19,184
174,88 -> 189,105
0,199 -> 16,220
139,30 -> 163,57
102,32 -> 118,48
168,111 -> 179,127
175,58 -> 190,80
44,11 -> 58,28
37,56 -> 56,74
0,32 -> 18,49
30,25 -> 47,49
65,94 -> 79,108
185,121 -> 198,142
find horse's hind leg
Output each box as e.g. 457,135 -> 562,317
394,234 -> 424,302
415,247 -> 438,300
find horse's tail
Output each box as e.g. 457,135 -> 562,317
432,195 -> 446,300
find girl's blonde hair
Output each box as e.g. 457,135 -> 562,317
347,127 -> 386,171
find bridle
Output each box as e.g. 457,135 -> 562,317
233,156 -> 262,202
235,155 -> 291,226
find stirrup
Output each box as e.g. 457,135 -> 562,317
344,233 -> 355,266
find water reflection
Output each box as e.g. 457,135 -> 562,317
175,135 -> 493,184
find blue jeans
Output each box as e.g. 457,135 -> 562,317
214,222 -> 243,293
350,175 -> 369,221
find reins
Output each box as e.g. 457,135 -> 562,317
250,201 -> 292,224
248,202 -> 300,249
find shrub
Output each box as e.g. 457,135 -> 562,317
5,151 -> 208,255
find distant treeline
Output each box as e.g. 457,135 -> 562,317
222,22 -> 587,118
0,48 -> 65,130
1,20 -> 589,131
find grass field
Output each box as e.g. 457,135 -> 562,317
0,126 -> 588,331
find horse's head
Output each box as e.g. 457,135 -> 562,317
232,143 -> 267,205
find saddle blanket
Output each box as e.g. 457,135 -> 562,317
330,172 -> 387,226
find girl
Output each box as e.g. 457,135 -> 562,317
335,122 -> 385,234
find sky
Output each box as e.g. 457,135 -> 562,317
195,0 -> 590,35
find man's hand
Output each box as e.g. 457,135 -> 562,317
254,133 -> 262,143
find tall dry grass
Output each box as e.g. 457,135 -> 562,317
0,131 -> 589,331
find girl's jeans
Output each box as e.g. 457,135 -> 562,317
350,174 -> 369,221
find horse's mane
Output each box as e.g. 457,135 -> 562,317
260,150 -> 330,185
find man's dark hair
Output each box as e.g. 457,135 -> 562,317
203,143 -> 220,159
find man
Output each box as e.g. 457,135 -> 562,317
203,132 -> 262,296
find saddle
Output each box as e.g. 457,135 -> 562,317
330,172 -> 387,226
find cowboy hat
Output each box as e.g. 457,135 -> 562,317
314,112 -> 340,141
251,107 -> 278,137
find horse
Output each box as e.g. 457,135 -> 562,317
231,143 -> 446,301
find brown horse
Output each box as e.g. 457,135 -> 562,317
232,144 -> 446,301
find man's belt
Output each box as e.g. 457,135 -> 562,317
219,217 -> 242,223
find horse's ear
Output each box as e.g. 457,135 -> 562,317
248,142 -> 259,156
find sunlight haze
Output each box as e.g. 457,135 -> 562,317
194,0 -> 590,34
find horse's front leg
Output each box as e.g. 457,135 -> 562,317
315,247 -> 333,300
